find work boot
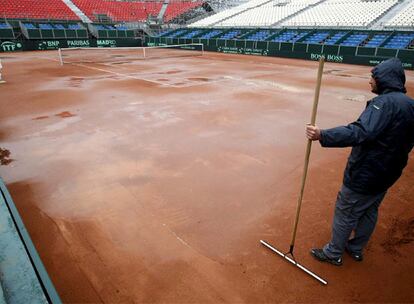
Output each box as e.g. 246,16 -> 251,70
310,248 -> 343,266
345,246 -> 363,262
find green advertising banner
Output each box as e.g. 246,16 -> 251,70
144,36 -> 413,70
0,38 -> 142,52
0,40 -> 24,52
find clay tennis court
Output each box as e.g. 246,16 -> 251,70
1,49 -> 414,303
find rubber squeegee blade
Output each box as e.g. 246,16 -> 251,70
260,240 -> 328,285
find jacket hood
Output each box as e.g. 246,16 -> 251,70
371,58 -> 407,94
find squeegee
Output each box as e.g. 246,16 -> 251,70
261,56 -> 327,285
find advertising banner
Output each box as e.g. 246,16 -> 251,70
0,38 -> 142,52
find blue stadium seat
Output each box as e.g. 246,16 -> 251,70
341,33 -> 368,46
199,30 -> 222,39
0,23 -> 11,29
53,24 -> 66,29
23,23 -> 37,29
271,31 -> 297,42
364,34 -> 388,47
324,32 -> 347,45
68,24 -> 82,30
218,30 -> 241,40
165,29 -> 188,38
383,33 -> 414,49
245,30 -> 273,41
39,23 -> 53,30
181,29 -> 202,39
291,32 -> 309,42
156,29 -> 174,37
303,32 -> 329,44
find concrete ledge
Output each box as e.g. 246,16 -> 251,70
0,178 -> 61,304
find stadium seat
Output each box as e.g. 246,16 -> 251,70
281,0 -> 397,28
180,29 -> 203,39
0,23 -> 12,29
303,32 -> 329,44
0,0 -> 79,20
340,32 -> 369,46
191,0 -> 270,27
364,33 -> 389,47
163,28 -> 189,38
23,23 -> 37,29
218,0 -> 320,27
324,32 -> 347,45
270,30 -> 304,43
383,33 -> 414,49
217,30 -> 242,40
72,0 -> 162,22
164,1 -> 204,22
199,29 -> 223,39
245,30 -> 277,41
385,1 -> 414,28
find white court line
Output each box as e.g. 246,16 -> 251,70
38,55 -> 302,91
39,55 -> 234,88
38,56 -> 175,86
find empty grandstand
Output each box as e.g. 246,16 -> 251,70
147,0 -> 414,69
385,0 -> 414,29
0,0 -> 204,24
281,0 -> 398,28
219,0 -> 321,27
1,0 -> 79,20
190,0 -> 407,28
190,0 -> 274,27
71,0 -> 162,22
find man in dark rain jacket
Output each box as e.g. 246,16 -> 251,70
306,58 -> 414,265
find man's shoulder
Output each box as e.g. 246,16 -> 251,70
366,95 -> 390,111
372,92 -> 411,106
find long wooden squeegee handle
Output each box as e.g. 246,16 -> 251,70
289,56 -> 325,254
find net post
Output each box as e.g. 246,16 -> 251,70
58,48 -> 63,65
0,59 -> 5,84
201,43 -> 204,56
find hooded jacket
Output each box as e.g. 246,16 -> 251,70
320,58 -> 414,194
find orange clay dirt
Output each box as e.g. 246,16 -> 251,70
0,50 -> 414,303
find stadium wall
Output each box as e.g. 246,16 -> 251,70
146,36 -> 414,70
0,38 -> 142,52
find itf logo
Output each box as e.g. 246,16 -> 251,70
1,41 -> 23,52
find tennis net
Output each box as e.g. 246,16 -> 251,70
58,43 -> 204,64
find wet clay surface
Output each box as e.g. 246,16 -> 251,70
1,51 -> 414,303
